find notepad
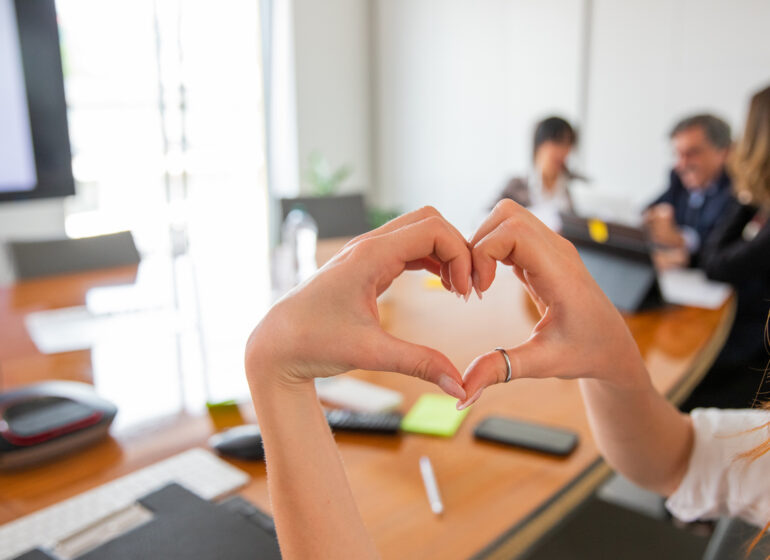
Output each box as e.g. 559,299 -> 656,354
400,394 -> 470,437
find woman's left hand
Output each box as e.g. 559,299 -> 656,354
458,199 -> 649,409
245,206 -> 472,400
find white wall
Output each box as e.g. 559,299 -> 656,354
372,0 -> 585,233
362,0 -> 770,228
581,0 -> 770,206
5,1 -> 768,286
292,0 -> 372,195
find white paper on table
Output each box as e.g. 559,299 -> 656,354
658,269 -> 732,309
24,306 -> 183,354
315,376 -> 403,413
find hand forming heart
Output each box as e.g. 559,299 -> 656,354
245,200 -> 646,409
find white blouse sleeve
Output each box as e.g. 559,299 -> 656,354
666,408 -> 770,528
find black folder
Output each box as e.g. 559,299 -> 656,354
15,484 -> 281,560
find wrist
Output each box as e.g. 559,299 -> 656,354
245,316 -> 313,395
581,356 -> 652,395
246,344 -> 313,391
245,295 -> 311,381
246,349 -> 318,420
579,326 -> 652,391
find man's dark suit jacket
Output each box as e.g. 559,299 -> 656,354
649,169 -> 737,265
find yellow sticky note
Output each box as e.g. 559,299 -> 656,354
588,219 -> 609,244
401,394 -> 470,437
423,275 -> 445,290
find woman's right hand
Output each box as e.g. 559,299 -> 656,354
246,206 -> 472,400
459,199 -> 651,408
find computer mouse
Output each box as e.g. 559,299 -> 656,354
209,424 -> 265,460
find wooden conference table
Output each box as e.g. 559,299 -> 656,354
0,241 -> 735,560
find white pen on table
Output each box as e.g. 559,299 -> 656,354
419,455 -> 444,515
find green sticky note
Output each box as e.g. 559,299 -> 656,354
400,394 -> 470,437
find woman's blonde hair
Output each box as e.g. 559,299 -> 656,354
730,84 -> 770,208
742,314 -> 770,557
731,86 -> 770,555
744,399 -> 770,558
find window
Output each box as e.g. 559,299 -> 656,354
57,0 -> 271,406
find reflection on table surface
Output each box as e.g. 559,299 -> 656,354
0,250 -> 270,432
0,240 -> 735,559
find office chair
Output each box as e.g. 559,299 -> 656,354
702,517 -> 767,560
280,194 -> 370,239
8,231 -> 141,280
521,497 -> 709,560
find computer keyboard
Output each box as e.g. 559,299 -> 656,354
0,448 -> 249,560
324,408 -> 403,434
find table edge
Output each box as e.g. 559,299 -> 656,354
471,296 -> 737,560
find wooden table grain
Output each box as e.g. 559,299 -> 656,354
0,244 -> 735,559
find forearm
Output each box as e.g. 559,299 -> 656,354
247,366 -> 378,560
579,373 -> 693,496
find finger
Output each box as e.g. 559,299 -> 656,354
440,262 -> 453,293
471,216 -> 562,299
409,258 -> 455,293
468,199 -> 531,247
513,264 -> 546,316
404,256 -> 441,277
403,257 -> 453,293
419,219 -> 472,297
446,260 -> 459,297
346,206 -> 466,251
348,208 -> 470,296
341,209 -> 424,250
457,338 -> 557,409
363,331 -> 466,400
403,257 -> 455,293
469,200 -> 569,295
372,216 -> 473,297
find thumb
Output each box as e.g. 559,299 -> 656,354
458,337 -> 556,410
364,331 -> 466,401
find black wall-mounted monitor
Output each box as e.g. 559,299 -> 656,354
0,0 -> 75,203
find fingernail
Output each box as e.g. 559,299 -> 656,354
463,290 -> 470,303
438,374 -> 466,400
472,271 -> 482,299
456,389 -> 482,411
474,286 -> 483,301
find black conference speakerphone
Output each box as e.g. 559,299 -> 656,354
0,382 -> 117,469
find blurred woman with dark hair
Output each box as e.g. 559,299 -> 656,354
497,116 -> 584,228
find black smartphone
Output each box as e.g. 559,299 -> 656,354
474,416 -> 579,456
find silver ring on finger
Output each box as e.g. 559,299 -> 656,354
494,347 -> 512,383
